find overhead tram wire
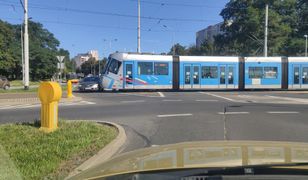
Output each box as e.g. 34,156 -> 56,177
129,0 -> 249,10
2,17 -> 196,33
129,0 -> 221,8
0,1 -> 218,23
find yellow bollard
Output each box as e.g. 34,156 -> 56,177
67,80 -> 73,98
38,82 -> 62,133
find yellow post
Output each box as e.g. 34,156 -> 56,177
67,80 -> 73,98
38,82 -> 62,133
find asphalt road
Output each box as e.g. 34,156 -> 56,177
1,90 -> 308,153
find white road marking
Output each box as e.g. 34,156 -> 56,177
121,93 -> 160,98
0,101 -> 96,110
157,113 -> 192,118
199,92 -> 238,102
18,104 -> 39,109
120,100 -> 145,103
162,99 -> 182,102
157,92 -> 165,97
195,99 -> 218,102
0,105 -> 15,110
265,95 -> 308,103
267,111 -> 299,114
81,101 -> 96,105
218,112 -> 250,115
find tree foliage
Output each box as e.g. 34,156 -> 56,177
80,57 -> 107,76
169,0 -> 307,56
0,19 -> 70,80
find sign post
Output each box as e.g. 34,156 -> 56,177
56,56 -> 65,82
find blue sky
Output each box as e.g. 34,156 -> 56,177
0,0 -> 229,58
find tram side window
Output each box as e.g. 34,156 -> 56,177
202,66 -> 218,79
154,62 -> 169,75
108,59 -> 122,74
138,62 -> 153,75
264,67 -> 278,79
248,67 -> 263,78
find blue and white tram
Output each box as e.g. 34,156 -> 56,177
102,52 -> 308,91
244,57 -> 282,89
102,53 -> 173,90
179,56 -> 239,90
288,57 -> 308,89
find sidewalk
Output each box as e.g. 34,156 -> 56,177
0,92 -> 82,106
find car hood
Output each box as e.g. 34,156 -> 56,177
69,140 -> 308,179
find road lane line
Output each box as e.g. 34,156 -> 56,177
18,104 -> 40,109
265,95 -> 308,103
199,92 -> 238,102
120,100 -> 145,103
157,113 -> 192,118
157,92 -> 165,97
0,105 -> 14,110
162,99 -> 182,102
267,111 -> 299,114
195,100 -> 218,102
81,101 -> 96,105
218,112 -> 250,115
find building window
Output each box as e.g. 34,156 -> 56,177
202,66 -> 218,78
154,62 -> 169,75
138,62 -> 153,75
108,59 -> 122,74
248,67 -> 263,78
264,67 -> 278,79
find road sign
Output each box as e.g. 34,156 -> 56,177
57,63 -> 65,70
56,56 -> 65,63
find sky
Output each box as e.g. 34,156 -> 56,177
0,0 -> 229,59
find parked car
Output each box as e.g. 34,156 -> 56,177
78,76 -> 102,92
0,76 -> 10,90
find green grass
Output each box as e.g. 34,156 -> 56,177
0,120 -> 117,180
10,80 -> 40,87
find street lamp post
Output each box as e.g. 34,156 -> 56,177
137,0 -> 141,53
103,38 -> 118,55
264,3 -> 269,57
305,35 -> 308,57
20,0 -> 29,90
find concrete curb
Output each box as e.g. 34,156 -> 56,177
66,121 -> 127,179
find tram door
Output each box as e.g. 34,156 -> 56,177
219,65 -> 235,88
124,62 -> 134,89
184,64 -> 201,89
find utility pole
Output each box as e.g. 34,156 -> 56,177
305,35 -> 308,57
172,32 -> 175,55
24,0 -> 29,90
21,24 -> 24,85
264,3 -> 269,57
98,59 -> 101,76
137,0 -> 141,53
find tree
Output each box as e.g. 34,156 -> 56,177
0,20 -> 19,79
80,58 -> 98,76
0,19 -> 69,80
168,43 -> 187,55
218,0 -> 298,56
28,20 -> 60,80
